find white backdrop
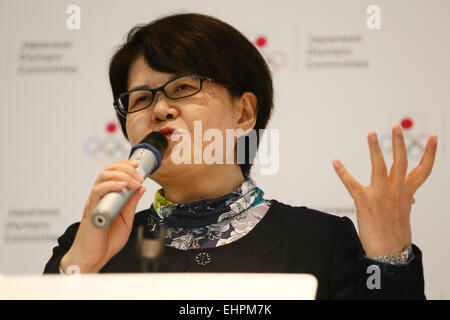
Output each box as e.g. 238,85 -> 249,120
0,0 -> 449,299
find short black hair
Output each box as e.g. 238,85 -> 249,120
109,13 -> 273,178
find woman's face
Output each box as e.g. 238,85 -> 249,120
125,56 -> 251,181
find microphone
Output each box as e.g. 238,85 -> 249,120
90,132 -> 168,229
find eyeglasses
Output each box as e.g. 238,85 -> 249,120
114,74 -> 234,118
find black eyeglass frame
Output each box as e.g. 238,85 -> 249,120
113,74 -> 236,118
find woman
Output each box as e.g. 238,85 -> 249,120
44,13 -> 438,299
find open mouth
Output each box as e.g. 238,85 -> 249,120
159,127 -> 183,142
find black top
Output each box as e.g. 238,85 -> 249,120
43,199 -> 425,299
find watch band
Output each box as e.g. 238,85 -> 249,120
372,245 -> 414,264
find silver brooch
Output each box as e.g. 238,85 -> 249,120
195,252 -> 211,266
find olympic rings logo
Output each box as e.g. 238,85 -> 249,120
254,35 -> 289,71
83,121 -> 129,163
379,129 -> 429,161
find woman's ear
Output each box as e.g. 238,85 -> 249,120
235,92 -> 258,134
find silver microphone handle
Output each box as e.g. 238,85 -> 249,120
90,147 -> 158,229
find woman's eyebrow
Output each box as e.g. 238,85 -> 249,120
128,84 -> 151,91
128,74 -> 181,91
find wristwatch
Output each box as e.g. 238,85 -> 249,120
372,245 -> 414,264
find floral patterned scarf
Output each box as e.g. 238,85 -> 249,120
146,179 -> 270,250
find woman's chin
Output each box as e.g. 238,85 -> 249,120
149,159 -> 204,181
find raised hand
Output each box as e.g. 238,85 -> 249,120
332,124 -> 438,257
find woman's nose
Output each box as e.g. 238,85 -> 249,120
151,94 -> 179,123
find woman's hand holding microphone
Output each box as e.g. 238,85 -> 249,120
59,132 -> 167,273
60,160 -> 146,273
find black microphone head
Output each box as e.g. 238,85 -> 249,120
139,131 -> 169,157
